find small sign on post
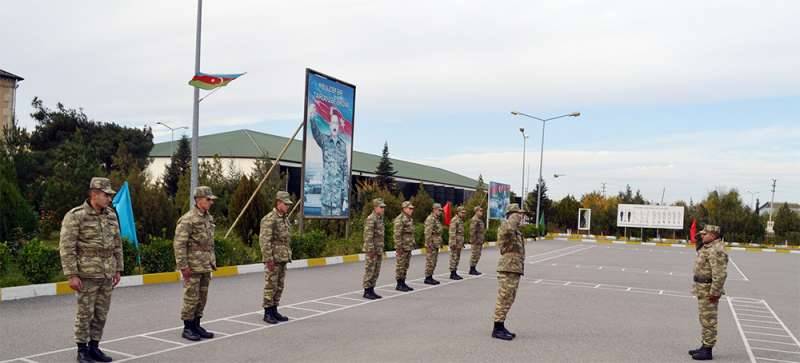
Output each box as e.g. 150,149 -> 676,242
578,208 -> 591,232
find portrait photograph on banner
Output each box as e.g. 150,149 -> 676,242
301,69 -> 356,219
488,181 -> 511,220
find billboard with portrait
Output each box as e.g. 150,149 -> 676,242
488,181 -> 511,220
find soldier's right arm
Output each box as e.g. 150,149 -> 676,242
59,211 -> 80,277
469,219 -> 477,242
260,216 -> 274,264
173,217 -> 190,270
309,117 -> 325,147
393,217 -> 402,250
424,217 -> 433,242
363,215 -> 375,253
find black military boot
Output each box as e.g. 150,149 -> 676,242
691,346 -> 713,360
371,288 -> 383,299
502,324 -> 517,339
193,317 -> 214,339
87,340 -> 112,362
76,343 -> 93,363
396,279 -> 410,292
403,279 -> 414,291
181,320 -> 202,341
263,307 -> 278,324
450,270 -> 463,280
424,276 -> 440,285
469,266 -> 482,275
491,322 -> 514,340
688,345 -> 704,356
364,288 -> 377,299
273,306 -> 289,322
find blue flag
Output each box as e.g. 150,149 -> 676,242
112,181 -> 139,249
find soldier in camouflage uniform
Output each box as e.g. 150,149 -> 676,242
174,186 -> 218,341
491,203 -> 525,341
362,198 -> 386,300
469,206 -> 486,275
688,225 -> 729,361
260,191 -> 294,324
448,206 -> 466,280
394,201 -> 416,292
310,106 -> 349,216
59,177 -> 123,363
423,203 -> 443,285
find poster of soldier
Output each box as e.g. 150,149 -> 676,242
488,181 -> 511,220
301,69 -> 356,218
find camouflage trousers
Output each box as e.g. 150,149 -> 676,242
263,262 -> 287,307
395,250 -> 411,280
470,242 -> 483,267
425,246 -> 439,276
74,278 -> 113,343
449,246 -> 462,272
493,272 -> 521,322
697,298 -> 719,347
181,272 -> 211,321
362,253 -> 383,289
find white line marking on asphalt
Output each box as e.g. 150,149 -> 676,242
139,335 -> 187,346
739,313 -> 778,319
751,347 -> 800,355
225,318 -> 267,328
333,296 -> 367,302
749,339 -> 800,346
286,306 -> 326,314
312,300 -> 348,307
745,331 -> 793,338
754,357 -> 800,363
527,246 -> 595,264
739,319 -> 783,325
743,325 -> 789,331
729,256 -> 750,281
100,348 -> 136,358
728,297 -> 759,363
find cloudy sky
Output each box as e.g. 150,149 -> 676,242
2,0 -> 797,205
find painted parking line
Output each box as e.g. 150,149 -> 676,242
729,256 -> 751,281
728,298 -> 800,363
526,245 -> 595,265
0,272 -> 479,363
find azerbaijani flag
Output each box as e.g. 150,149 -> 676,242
188,72 -> 245,90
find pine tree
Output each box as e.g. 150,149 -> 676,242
163,136 -> 191,198
374,142 -> 397,192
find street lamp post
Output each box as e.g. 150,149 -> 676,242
745,190 -> 760,210
511,111 -> 581,236
519,128 -> 527,208
156,122 -> 189,154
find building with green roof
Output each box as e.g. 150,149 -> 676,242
147,129 -> 479,204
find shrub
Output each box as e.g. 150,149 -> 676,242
141,237 -> 175,273
291,230 -> 326,260
122,239 -> 141,275
214,237 -> 258,266
19,239 -> 62,283
0,242 -> 10,274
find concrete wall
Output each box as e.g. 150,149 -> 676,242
0,78 -> 18,138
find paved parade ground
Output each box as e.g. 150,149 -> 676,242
1,239 -> 798,363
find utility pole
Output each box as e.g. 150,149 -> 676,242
767,179 -> 777,234
601,182 -> 607,197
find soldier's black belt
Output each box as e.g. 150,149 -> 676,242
80,249 -> 114,258
693,276 -> 713,283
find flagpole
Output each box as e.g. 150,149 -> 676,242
190,0 -> 203,202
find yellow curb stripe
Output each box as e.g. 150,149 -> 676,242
343,254 -> 360,263
143,272 -> 180,285
626,241 -> 641,245
597,240 -> 612,245
307,258 -> 327,267
56,281 -> 73,295
656,243 -> 672,247
776,249 -> 790,254
212,266 -> 238,278
745,248 -> 762,253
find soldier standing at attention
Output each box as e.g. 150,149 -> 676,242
362,198 -> 386,300
423,203 -> 443,285
469,206 -> 486,275
394,201 -> 415,292
688,225 -> 729,361
174,186 -> 218,341
492,203 -> 525,341
59,177 -> 123,363
260,191 -> 294,324
448,206 -> 466,280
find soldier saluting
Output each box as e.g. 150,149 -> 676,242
491,203 -> 525,341
173,186 -> 218,341
59,177 -> 123,363
688,225 -> 728,361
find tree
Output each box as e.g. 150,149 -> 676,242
552,195 -> 581,232
228,175 -> 269,245
410,184 -> 434,223
163,135 -> 191,198
773,203 -> 799,237
525,181 -> 553,225
476,174 -> 486,193
374,142 -> 397,192
0,139 -> 37,245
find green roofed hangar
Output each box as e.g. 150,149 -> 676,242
147,129 -> 479,205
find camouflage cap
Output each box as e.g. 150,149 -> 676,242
89,177 -> 116,195
457,206 -> 466,213
432,203 -> 442,209
372,198 -> 386,208
699,224 -> 721,235
401,201 -> 415,209
505,203 -> 523,215
276,191 -> 294,205
194,186 -> 217,199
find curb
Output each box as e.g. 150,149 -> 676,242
552,235 -> 800,255
0,242 -> 501,302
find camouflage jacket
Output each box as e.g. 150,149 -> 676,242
393,213 -> 415,252
496,219 -> 525,275
363,212 -> 385,254
424,213 -> 443,249
260,208 -> 292,264
59,201 -> 124,278
311,118 -> 348,209
470,215 -> 486,245
692,239 -> 728,297
174,206 -> 216,273
449,215 -> 465,248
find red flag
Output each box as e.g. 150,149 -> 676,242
443,202 -> 452,226
689,218 -> 697,243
